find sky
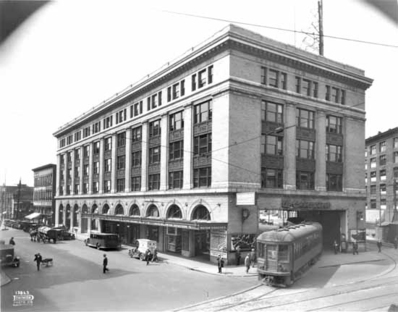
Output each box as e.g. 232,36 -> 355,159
0,0 -> 397,187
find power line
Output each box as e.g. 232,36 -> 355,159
158,9 -> 398,49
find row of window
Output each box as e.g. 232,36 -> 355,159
34,174 -> 54,187
261,168 -> 342,191
367,138 -> 398,156
59,66 -> 214,148
260,67 -> 346,104
261,101 -> 343,134
367,152 -> 398,169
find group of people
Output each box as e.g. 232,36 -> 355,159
217,247 -> 257,274
103,248 -> 158,274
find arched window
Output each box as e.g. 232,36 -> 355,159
73,204 -> 79,226
82,204 -> 88,214
147,205 -> 159,217
92,204 -> 98,214
59,204 -> 64,224
167,205 -> 182,219
102,204 -> 110,215
115,204 -> 124,215
192,205 -> 210,220
129,204 -> 140,216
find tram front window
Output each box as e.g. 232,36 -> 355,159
279,245 -> 289,261
267,245 -> 277,260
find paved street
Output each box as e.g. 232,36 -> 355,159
1,228 -> 257,311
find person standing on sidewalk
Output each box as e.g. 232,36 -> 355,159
235,246 -> 241,266
217,254 -> 224,273
250,248 -> 256,268
245,254 -> 250,273
377,240 -> 382,252
103,254 -> 109,273
333,240 -> 339,254
34,253 -> 42,271
352,241 -> 359,255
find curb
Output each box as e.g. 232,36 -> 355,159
1,271 -> 12,287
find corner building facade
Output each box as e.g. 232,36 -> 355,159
53,25 -> 372,263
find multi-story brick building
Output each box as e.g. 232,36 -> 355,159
32,164 -> 57,226
0,183 -> 33,220
365,128 -> 398,242
53,25 -> 372,262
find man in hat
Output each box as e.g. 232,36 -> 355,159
217,254 -> 224,273
34,253 -> 42,271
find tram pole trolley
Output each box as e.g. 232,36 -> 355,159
256,222 -> 323,287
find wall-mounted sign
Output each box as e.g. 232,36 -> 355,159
281,198 -> 331,210
236,192 -> 256,206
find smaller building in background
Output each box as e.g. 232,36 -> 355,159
365,128 -> 398,242
0,182 -> 33,220
32,164 -> 56,226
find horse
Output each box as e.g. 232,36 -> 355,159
29,229 -> 38,242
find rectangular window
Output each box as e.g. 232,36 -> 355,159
380,184 -> 387,195
147,97 -> 151,111
92,181 -> 99,194
131,177 -> 141,191
281,73 -> 287,90
260,67 -> 267,85
194,100 -> 212,124
67,135 -> 73,145
169,171 -> 183,189
83,183 -> 88,194
208,65 -> 213,84
180,81 -> 185,97
92,122 -> 101,134
148,174 -> 160,190
193,167 -> 211,188
173,83 -> 180,99
170,111 -> 184,131
117,155 -> 125,170
192,74 -> 197,91
105,159 -> 111,172
380,154 -> 387,166
83,127 -> 91,138
295,76 -> 301,93
194,133 -> 212,156
370,145 -> 376,155
105,137 -> 112,151
132,127 -> 142,142
370,185 -> 376,194
149,147 -> 160,164
370,158 -> 376,168
198,69 -> 207,88
296,171 -> 314,190
326,174 -> 342,191
302,79 -> 311,96
261,168 -> 283,188
117,132 -> 126,147
132,151 -> 141,167
370,171 -> 377,182
394,152 -> 398,163
341,90 -> 346,105
325,85 -> 331,101
296,108 -> 315,129
394,138 -> 398,148
296,140 -> 315,159
84,164 -> 89,176
332,87 -> 339,103
326,144 -> 343,162
149,120 -> 161,137
104,180 -> 111,193
370,199 -> 376,209
312,82 -> 318,98
380,169 -> 386,181
83,145 -> 90,158
169,141 -> 184,160
60,138 -> 66,148
94,141 -> 100,155
268,69 -> 279,88
262,135 -> 283,155
132,101 -> 142,117
103,116 -> 113,129
379,141 -> 386,152
326,115 -> 342,134
152,94 -> 158,109
117,179 -> 125,192
74,131 -> 81,142
394,167 -> 398,178
261,101 -> 283,123
381,198 -> 387,209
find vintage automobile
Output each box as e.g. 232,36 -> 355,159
128,239 -> 157,261
0,243 -> 20,268
84,233 -> 121,250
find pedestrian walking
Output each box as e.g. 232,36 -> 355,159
250,248 -> 256,268
352,241 -> 359,255
377,240 -> 382,252
103,254 -> 109,273
333,240 -> 339,254
34,253 -> 42,271
217,254 -> 224,273
151,248 -> 158,262
235,246 -> 241,266
145,249 -> 152,265
245,254 -> 250,273
9,237 -> 15,245
394,236 -> 398,249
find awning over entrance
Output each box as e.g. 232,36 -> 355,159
82,213 -> 228,230
24,212 -> 42,220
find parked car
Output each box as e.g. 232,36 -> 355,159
0,244 -> 20,268
84,233 -> 121,250
129,239 -> 157,261
60,230 -> 75,240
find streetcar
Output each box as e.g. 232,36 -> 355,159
256,222 -> 322,287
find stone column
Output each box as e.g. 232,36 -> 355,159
160,114 -> 168,191
183,104 -> 193,190
99,138 -> 105,194
315,110 -> 326,191
71,150 -> 76,195
141,122 -> 148,191
79,146 -> 84,195
88,142 -> 94,194
56,154 -> 61,196
125,128 -> 132,192
283,102 -> 296,190
111,133 -> 117,193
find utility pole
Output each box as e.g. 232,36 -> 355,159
16,179 -> 21,220
318,0 -> 324,56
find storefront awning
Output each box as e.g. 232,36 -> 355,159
24,212 -> 42,220
83,213 -> 228,230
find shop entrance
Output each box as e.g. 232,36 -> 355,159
195,230 -> 210,256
